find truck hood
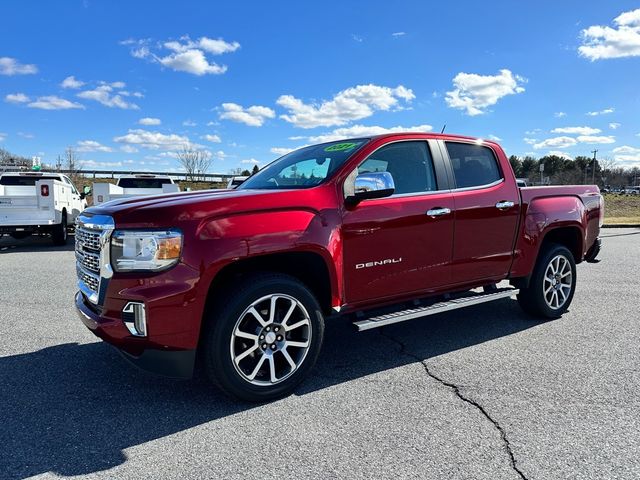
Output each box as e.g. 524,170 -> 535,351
84,188 -> 321,228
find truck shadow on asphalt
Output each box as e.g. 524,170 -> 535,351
0,234 -> 76,253
0,300 -> 538,478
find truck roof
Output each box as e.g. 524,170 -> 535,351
118,174 -> 173,179
0,172 -> 64,178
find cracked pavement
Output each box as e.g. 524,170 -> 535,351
1,228 -> 639,479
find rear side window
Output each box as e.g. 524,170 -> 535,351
358,141 -> 437,195
445,142 -> 502,189
0,175 -> 61,186
117,178 -> 172,188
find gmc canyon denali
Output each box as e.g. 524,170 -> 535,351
74,133 -> 603,401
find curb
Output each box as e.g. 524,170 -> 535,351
602,224 -> 640,228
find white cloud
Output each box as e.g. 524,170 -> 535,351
114,129 -> 191,150
547,151 -> 574,160
609,122 -> 621,130
182,119 -> 197,127
120,145 -> 138,153
612,146 -> 640,167
277,84 -> 415,128
445,69 -> 526,116
127,36 -> 239,76
77,140 -> 113,152
533,136 -> 577,149
551,126 -> 601,135
576,135 -> 616,144
579,8 -> 640,60
0,132 -> 6,142
0,57 -> 37,75
586,107 -> 614,116
306,124 -> 433,143
82,160 -> 124,168
351,34 -> 363,43
554,112 -> 567,118
61,76 -> 85,89
391,32 -> 406,37
219,103 -> 275,127
27,96 -> 85,110
523,137 -> 537,145
77,84 -> 139,109
5,93 -> 30,104
202,134 -> 221,143
159,49 -> 227,75
241,158 -> 260,164
18,132 -> 34,139
487,134 -> 502,141
138,117 -> 161,126
271,147 -> 298,156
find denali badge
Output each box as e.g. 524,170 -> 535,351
356,258 -> 402,269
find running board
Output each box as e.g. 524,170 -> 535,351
353,288 -> 519,331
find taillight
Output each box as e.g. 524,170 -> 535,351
41,185 -> 49,197
599,196 -> 605,228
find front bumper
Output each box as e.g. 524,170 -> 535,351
75,291 -> 197,378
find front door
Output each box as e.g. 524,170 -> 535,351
342,140 -> 454,305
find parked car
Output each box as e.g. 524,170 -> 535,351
0,172 -> 87,245
92,174 -> 180,205
74,133 -> 603,401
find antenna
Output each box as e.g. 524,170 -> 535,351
440,124 -> 446,134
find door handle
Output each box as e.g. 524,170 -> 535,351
495,200 -> 515,210
426,207 -> 452,217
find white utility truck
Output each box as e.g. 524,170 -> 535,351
92,174 -> 180,205
0,172 -> 87,245
226,176 -> 249,189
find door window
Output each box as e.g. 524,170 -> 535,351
357,141 -> 437,195
445,142 -> 502,189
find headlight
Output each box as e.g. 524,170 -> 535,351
111,230 -> 182,272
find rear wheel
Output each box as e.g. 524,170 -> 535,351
517,243 -> 576,319
51,212 -> 68,246
203,273 -> 324,402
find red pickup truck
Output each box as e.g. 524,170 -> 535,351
74,133 -> 603,401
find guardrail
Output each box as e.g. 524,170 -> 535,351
0,167 -> 236,182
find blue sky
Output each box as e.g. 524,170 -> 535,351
2,0 -> 640,172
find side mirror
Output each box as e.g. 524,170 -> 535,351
347,171 -> 395,205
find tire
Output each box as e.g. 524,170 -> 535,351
10,231 -> 31,240
51,212 -> 68,246
517,243 -> 577,319
203,273 -> 325,402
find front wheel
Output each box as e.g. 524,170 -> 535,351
517,243 -> 577,319
203,273 -> 325,402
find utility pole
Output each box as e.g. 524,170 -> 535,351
591,149 -> 598,184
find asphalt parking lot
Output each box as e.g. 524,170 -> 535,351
0,229 -> 639,480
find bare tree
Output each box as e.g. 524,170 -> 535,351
64,147 -> 84,185
176,144 -> 212,181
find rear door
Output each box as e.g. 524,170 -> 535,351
342,140 -> 455,305
440,141 -> 520,283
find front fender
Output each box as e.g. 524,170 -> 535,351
193,208 -> 343,311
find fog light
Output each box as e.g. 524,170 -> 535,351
122,302 -> 147,337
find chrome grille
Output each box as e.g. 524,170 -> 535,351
76,249 -> 100,274
76,227 -> 101,251
77,264 -> 99,292
75,214 -> 114,304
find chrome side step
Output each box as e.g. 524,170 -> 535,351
353,288 -> 519,331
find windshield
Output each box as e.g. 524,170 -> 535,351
117,178 -> 172,188
238,139 -> 369,190
0,175 -> 62,186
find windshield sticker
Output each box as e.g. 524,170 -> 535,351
324,142 -> 360,152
